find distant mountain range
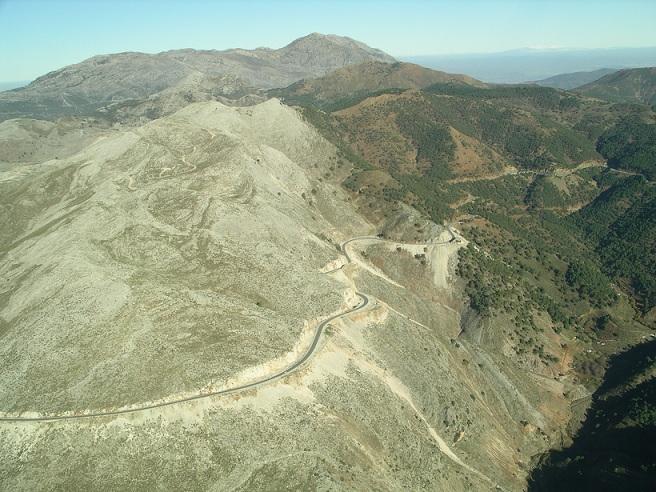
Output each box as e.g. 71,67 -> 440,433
577,67 -> 656,106
0,33 -> 395,121
5,38 -> 655,123
402,47 -> 656,83
533,66 -> 656,107
534,68 -> 618,90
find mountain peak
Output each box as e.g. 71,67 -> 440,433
280,33 -> 396,65
0,33 -> 395,121
288,32 -> 355,44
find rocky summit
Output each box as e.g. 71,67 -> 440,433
0,33 -> 395,122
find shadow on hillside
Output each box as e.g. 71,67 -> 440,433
528,339 -> 656,491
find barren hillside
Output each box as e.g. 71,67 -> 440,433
0,33 -> 396,122
0,99 -> 584,491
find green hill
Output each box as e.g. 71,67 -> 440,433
282,65 -> 656,393
571,175 -> 656,313
284,74 -> 637,224
534,68 -> 617,90
271,61 -> 485,111
577,67 -> 656,106
597,114 -> 656,179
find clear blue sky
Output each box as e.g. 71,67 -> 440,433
1,0 -> 655,82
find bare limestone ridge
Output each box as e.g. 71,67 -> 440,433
0,98 -> 370,413
0,98 -> 586,491
0,33 -> 396,122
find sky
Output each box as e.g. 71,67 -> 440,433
1,0 -> 655,82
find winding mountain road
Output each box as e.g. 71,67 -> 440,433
0,229 -> 456,424
0,292 -> 369,423
0,229 -> 503,489
327,228 -> 458,273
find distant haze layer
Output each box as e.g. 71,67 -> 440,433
0,81 -> 29,91
402,47 -> 656,83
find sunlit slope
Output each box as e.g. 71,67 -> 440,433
0,99 -> 368,413
577,67 -> 656,106
0,99 -> 593,491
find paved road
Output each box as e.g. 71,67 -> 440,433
341,230 -> 458,262
0,230 -> 461,423
0,295 -> 368,423
0,230 -> 502,489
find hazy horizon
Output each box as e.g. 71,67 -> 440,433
2,0 -> 656,83
402,46 -> 656,83
3,44 -> 655,89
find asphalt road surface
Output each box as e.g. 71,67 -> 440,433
0,231 -> 459,422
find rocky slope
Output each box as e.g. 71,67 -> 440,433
0,99 -> 369,412
0,98 -> 588,491
1,34 -> 654,491
0,33 -> 395,122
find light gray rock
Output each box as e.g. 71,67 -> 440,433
0,33 -> 395,121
